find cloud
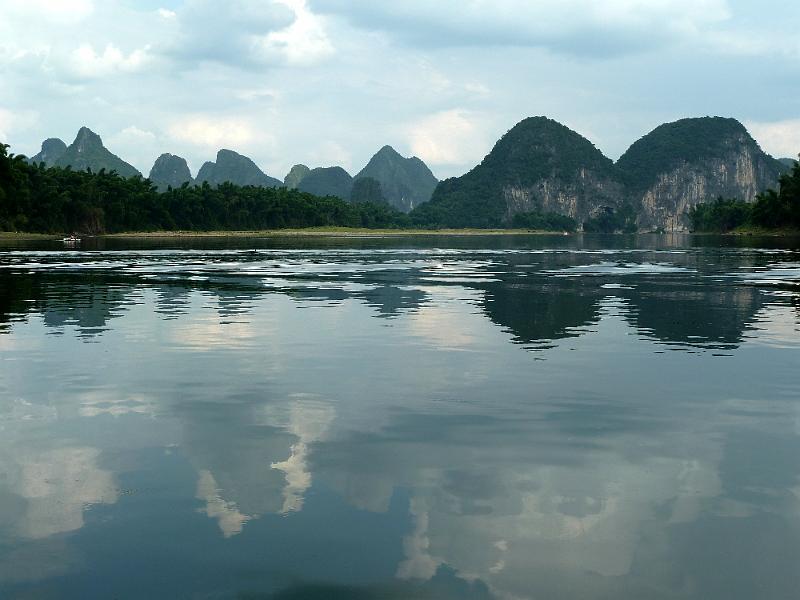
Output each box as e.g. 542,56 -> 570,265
69,43 -> 151,78
408,109 -> 490,168
746,119 -> 800,159
261,0 -> 335,66
168,116 -> 257,149
0,108 -> 39,142
310,0 -> 731,57
2,0 -> 95,24
115,125 -> 157,143
167,0 -> 295,67
309,140 -> 352,170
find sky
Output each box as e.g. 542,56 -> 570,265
0,0 -> 798,180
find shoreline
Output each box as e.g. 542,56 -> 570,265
3,228 -> 799,240
99,228 -> 570,238
0,232 -> 60,240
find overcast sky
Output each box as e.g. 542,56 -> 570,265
1,0 -> 798,179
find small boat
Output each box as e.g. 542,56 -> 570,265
62,235 -> 81,245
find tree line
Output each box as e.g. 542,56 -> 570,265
0,144 -> 408,233
1,144 -> 577,234
5,142 -> 797,234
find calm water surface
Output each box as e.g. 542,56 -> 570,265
1,234 -> 799,599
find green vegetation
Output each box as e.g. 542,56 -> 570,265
53,127 -> 140,178
510,210 -> 576,232
195,149 -> 282,188
29,138 -> 67,167
284,164 -> 311,189
617,117 -> 786,191
583,203 -> 638,233
0,142 -> 583,235
350,177 -> 386,205
297,166 -> 353,201
688,198 -> 752,233
0,143 -> 409,233
149,153 -> 193,191
689,158 -> 800,232
415,117 -> 623,228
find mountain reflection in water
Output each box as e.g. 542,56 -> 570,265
0,234 -> 799,600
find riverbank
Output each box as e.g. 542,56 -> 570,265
0,232 -> 58,240
692,227 -> 800,236
101,227 -> 569,238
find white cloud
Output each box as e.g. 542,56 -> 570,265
0,108 -> 39,142
261,0 -> 335,66
2,0 -> 94,24
157,8 -> 176,20
70,43 -> 151,78
107,126 -> 161,172
746,119 -> 800,159
408,109 -> 490,167
310,141 -> 352,171
116,125 -> 156,142
235,88 -> 280,102
168,116 -> 256,149
169,0 -> 295,67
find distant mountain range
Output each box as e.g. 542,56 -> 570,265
27,128 -> 439,213
23,117 -> 795,231
30,127 -> 140,178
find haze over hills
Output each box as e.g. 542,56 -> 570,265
354,145 -> 438,213
195,149 -> 283,189
284,164 -> 311,189
29,138 -> 67,167
149,153 -> 193,191
29,127 -> 141,178
778,157 -> 797,168
297,166 -> 354,201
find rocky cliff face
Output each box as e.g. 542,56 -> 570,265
195,149 -> 282,188
53,127 -> 141,178
355,146 -> 438,213
417,117 -> 626,228
149,153 -> 192,191
284,164 -> 311,189
418,116 -> 786,231
618,118 -> 786,231
502,168 -> 626,224
636,147 -> 779,231
29,138 -> 67,167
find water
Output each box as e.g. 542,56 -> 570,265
1,234 -> 799,600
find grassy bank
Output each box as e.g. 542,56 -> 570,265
0,231 -> 59,240
101,227 -> 569,238
692,226 -> 800,236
